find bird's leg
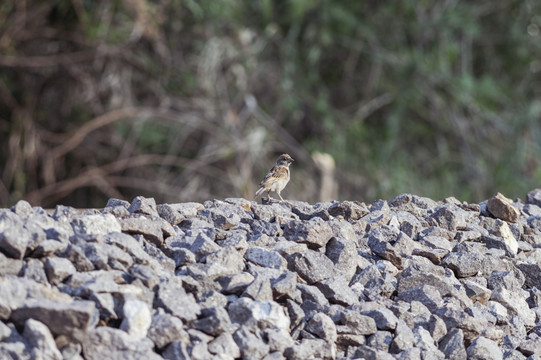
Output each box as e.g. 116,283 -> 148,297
278,192 -> 285,202
267,190 -> 273,202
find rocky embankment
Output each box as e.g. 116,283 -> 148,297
1,191 -> 541,360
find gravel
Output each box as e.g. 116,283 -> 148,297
1,189 -> 541,359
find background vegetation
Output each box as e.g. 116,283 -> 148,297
1,0 -> 541,207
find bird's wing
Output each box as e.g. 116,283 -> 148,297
259,165 -> 288,187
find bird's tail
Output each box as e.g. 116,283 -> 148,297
255,187 -> 265,197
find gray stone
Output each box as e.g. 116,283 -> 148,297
339,309 -> 377,335
11,200 -> 34,217
517,337 -> 541,356
350,264 -> 386,296
228,297 -> 290,331
352,345 -> 395,360
283,218 -> 333,249
157,203 -> 185,225
233,326 -> 270,359
21,258 -> 48,284
250,219 -> 282,237
325,236 -> 358,281
32,238 -> 68,257
367,226 -> 418,269
23,318 -> 62,360
155,279 -> 201,322
270,270 -> 297,300
285,338 -> 336,360
119,299 -> 151,339
328,201 -> 369,220
197,246 -> 245,278
466,336 -> 503,360
397,262 -> 472,308
106,198 -> 130,208
286,300 -> 305,329
190,232 -> 221,261
127,196 -> 159,217
0,211 -> 29,259
441,251 -> 483,278
11,298 -> 98,341
44,257 -> 76,285
390,319 -> 414,353
297,283 -> 329,312
147,311 -> 188,349
316,276 -> 358,306
168,202 -> 205,216
208,332 -> 241,358
0,323 -> 32,360
397,285 -> 443,312
244,247 -> 285,269
219,272 -> 255,294
242,274 -> 273,301
292,205 -> 330,221
462,280 -> 492,305
527,188 -> 541,206
194,306 -> 234,336
83,326 -> 160,360
286,250 -> 335,284
305,312 -> 337,342
186,329 -> 214,360
55,334 -> 83,360
428,204 -> 467,231
419,235 -> 453,251
413,326 -> 444,357
438,328 -> 467,360
62,244 -> 94,272
251,203 -> 295,222
362,308 -> 399,331
118,215 -> 165,246
489,286 -> 535,327
264,328 -> 295,353
0,252 -> 23,276
411,248 -> 449,265
389,193 -> 438,212
83,242 -> 133,271
162,341 -> 190,360
517,262 -> 541,289
71,214 -> 121,236
367,330 -> 393,352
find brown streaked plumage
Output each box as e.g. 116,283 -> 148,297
255,154 -> 294,202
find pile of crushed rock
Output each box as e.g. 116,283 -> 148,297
1,190 -> 541,359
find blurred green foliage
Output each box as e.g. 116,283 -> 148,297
1,0 -> 541,207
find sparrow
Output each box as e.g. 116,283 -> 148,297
255,154 -> 294,202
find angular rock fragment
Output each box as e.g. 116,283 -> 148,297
147,310 -> 188,349
286,250 -> 335,284
120,299 -> 151,339
155,279 -> 200,322
466,336 -> 503,360
128,196 -> 159,217
244,247 -> 285,269
71,214 -> 121,236
11,298 -> 98,341
362,308 -> 398,331
327,201 -> 369,220
316,276 -> 358,306
283,218 -> 333,249
487,192 -> 520,223
44,257 -> 76,285
83,327 -> 161,360
305,312 -> 337,342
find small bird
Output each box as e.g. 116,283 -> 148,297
255,154 -> 294,202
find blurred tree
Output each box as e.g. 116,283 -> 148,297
0,0 -> 540,207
